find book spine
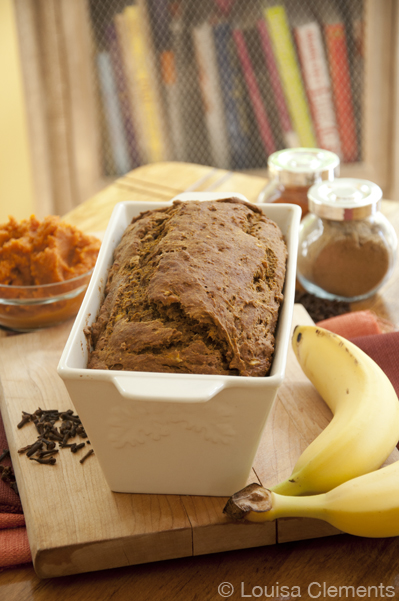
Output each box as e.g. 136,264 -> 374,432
96,51 -> 132,176
264,6 -> 317,148
294,21 -> 342,157
144,0 -> 182,159
350,7 -> 364,156
232,27 -> 276,157
123,5 -> 166,163
114,13 -> 148,163
106,22 -> 141,167
256,18 -> 298,148
160,49 -> 186,161
324,21 -> 358,163
192,22 -> 231,169
145,0 -> 172,52
213,21 -> 253,170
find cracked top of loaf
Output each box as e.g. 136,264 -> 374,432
86,198 -> 287,377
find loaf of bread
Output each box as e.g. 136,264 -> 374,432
86,198 -> 287,377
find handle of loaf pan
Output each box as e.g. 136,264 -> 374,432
112,375 -> 226,403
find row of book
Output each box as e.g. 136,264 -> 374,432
94,0 -> 363,176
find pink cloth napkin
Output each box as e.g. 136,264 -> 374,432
317,310 -> 383,338
0,412 -> 31,567
0,527 -> 31,568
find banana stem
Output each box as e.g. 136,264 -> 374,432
248,492 -> 327,522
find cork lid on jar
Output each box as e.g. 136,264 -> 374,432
268,148 -> 340,187
308,178 -> 383,220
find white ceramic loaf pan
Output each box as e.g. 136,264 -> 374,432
57,193 -> 301,496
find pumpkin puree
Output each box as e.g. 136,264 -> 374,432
0,215 -> 101,330
0,215 -> 100,286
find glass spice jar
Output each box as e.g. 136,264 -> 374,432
259,148 -> 340,217
297,178 -> 398,302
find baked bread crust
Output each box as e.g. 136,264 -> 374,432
86,198 -> 287,376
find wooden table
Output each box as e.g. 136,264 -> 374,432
2,162 -> 399,600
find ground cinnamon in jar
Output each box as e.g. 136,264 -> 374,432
301,220 -> 391,298
260,148 -> 340,217
265,184 -> 311,216
297,178 -> 397,302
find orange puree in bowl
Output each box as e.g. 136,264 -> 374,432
0,215 -> 100,285
0,216 -> 101,331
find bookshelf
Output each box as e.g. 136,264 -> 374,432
13,0 -> 399,216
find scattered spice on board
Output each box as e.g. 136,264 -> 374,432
295,290 -> 350,323
80,449 -> 94,464
16,407 -> 94,466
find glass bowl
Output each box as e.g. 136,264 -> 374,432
0,270 -> 94,332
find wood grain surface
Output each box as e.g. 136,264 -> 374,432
0,305 -> 358,579
1,162 -> 399,599
62,162 -> 269,234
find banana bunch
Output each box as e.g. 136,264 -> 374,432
224,462 -> 399,538
223,324 -> 399,537
271,325 -> 399,496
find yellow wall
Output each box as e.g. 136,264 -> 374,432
0,0 -> 35,223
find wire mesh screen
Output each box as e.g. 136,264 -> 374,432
89,0 -> 364,178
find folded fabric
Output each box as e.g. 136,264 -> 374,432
0,412 -> 30,568
0,514 -> 25,530
0,527 -> 31,568
0,419 -> 22,515
316,310 -> 384,338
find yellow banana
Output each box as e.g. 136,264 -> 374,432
271,325 -> 399,496
224,460 -> 399,538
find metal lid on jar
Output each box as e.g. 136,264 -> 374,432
308,178 -> 383,220
268,148 -> 340,186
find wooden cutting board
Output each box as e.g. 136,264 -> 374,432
0,304 -> 397,579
